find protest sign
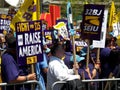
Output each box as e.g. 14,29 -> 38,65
75,40 -> 87,52
0,14 -> 12,34
54,22 -> 69,40
16,20 -> 43,65
81,4 -> 105,40
44,30 -> 52,46
92,10 -> 108,48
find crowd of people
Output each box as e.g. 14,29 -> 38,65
0,29 -> 120,90
0,6 -> 120,90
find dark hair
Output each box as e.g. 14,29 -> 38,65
51,44 -> 64,55
5,34 -> 16,49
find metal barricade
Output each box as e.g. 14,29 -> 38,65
51,81 -> 66,90
82,78 -> 120,90
52,78 -> 120,90
0,80 -> 42,90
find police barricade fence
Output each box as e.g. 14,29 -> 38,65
52,78 -> 120,90
0,80 -> 42,90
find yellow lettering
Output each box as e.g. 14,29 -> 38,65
34,22 -> 40,31
27,56 -> 37,64
17,23 -> 30,32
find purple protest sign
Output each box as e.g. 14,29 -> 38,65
16,20 -> 43,66
0,14 -> 12,34
44,30 -> 53,46
81,4 -> 105,40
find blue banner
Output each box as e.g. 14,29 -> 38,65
67,1 -> 75,36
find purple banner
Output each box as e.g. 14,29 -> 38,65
81,4 -> 105,40
44,30 -> 53,46
0,14 -> 12,34
16,20 -> 43,65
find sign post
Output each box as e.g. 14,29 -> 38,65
86,39 -> 90,68
67,1 -> 78,75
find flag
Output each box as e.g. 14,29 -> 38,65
117,11 -> 120,22
67,1 -> 76,36
10,0 -> 40,32
40,13 -> 52,28
32,0 -> 40,20
67,1 -> 73,30
108,1 -> 118,31
49,5 -> 61,26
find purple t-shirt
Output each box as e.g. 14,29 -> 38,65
78,63 -> 94,79
1,53 -> 20,83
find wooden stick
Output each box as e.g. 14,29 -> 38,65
81,71 -> 85,80
104,72 -> 113,90
96,48 -> 100,63
72,35 -> 78,75
31,64 -> 35,90
91,57 -> 95,64
86,39 -> 90,68
31,64 -> 35,73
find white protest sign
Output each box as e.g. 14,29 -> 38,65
54,22 -> 69,39
92,10 -> 108,48
75,41 -> 88,47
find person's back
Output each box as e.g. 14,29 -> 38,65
1,35 -> 36,90
47,56 -> 68,90
1,52 -> 33,90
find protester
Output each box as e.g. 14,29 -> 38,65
35,39 -> 50,90
1,35 -> 36,90
63,40 -> 73,69
47,43 -> 81,90
70,55 -> 85,78
8,6 -> 17,16
100,37 -> 115,79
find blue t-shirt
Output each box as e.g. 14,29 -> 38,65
35,53 -> 48,90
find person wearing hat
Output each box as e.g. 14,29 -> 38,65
70,54 -> 100,90
70,55 -> 88,79
70,55 -> 85,65
70,54 -> 100,79
1,34 -> 36,90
